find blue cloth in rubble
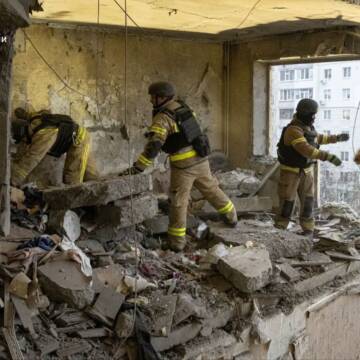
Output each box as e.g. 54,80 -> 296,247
17,235 -> 55,251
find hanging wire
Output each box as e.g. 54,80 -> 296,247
236,0 -> 262,28
112,0 -> 144,32
113,0 -> 139,356
95,0 -> 102,122
22,29 -> 89,99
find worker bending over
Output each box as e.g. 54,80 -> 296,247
11,108 -> 97,187
120,81 -> 237,251
275,98 -> 349,236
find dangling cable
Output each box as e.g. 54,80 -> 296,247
113,0 -> 139,356
95,0 -> 102,123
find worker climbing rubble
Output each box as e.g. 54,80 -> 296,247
275,98 -> 349,236
119,81 -> 237,251
11,107 -> 98,187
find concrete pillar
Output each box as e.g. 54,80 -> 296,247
0,33 -> 15,236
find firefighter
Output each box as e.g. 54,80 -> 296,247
275,98 -> 349,235
120,81 -> 237,251
11,107 -> 97,187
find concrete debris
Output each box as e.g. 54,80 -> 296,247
200,243 -> 230,268
210,220 -> 312,259
48,210 -> 81,242
38,260 -> 95,309
57,340 -> 92,358
277,263 -> 301,282
143,214 -> 199,234
42,174 -> 152,209
319,202 -> 360,224
92,264 -> 125,293
173,294 -> 206,326
92,286 -> 125,321
97,193 -> 158,228
151,323 -> 202,352
217,169 -> 261,195
218,246 -> 273,293
77,239 -> 105,254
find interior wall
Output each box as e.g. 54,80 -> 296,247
228,29 -> 360,168
11,24 -> 224,183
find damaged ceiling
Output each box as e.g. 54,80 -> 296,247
31,0 -> 360,39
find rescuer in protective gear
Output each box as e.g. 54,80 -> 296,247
275,98 -> 349,235
120,81 -> 237,251
11,107 -> 97,187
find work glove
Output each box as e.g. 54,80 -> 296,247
327,153 -> 342,166
336,133 -> 350,142
118,164 -> 143,176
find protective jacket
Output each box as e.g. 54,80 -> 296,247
28,113 -> 79,158
135,100 -> 210,170
277,117 -> 338,172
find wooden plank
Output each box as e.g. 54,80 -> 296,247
326,251 -> 360,262
11,295 -> 36,336
2,328 -> 24,360
57,341 -> 92,358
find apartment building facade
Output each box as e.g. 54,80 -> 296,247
270,60 -> 360,211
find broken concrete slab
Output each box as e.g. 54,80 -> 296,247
97,193 -> 158,228
42,173 -> 152,209
38,260 -> 95,309
278,263 -> 301,282
173,293 -> 206,326
217,169 -> 260,194
218,247 -> 272,293
151,323 -> 202,352
92,264 -> 125,293
201,304 -> 235,336
92,287 -> 124,321
210,221 -> 312,260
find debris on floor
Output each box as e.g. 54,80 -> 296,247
1,177 -> 360,359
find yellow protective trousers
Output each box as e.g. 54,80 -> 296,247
168,160 -> 237,250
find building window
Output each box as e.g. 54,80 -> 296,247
341,151 -> 349,161
298,68 -> 312,80
324,110 -> 331,120
324,69 -> 332,79
279,108 -> 294,120
343,67 -> 351,78
280,69 -> 295,81
343,88 -> 351,100
343,109 -> 351,120
280,88 -> 313,101
324,89 -> 331,100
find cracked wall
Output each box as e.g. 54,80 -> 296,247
11,24 -> 224,184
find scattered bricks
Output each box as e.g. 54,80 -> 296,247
151,323 -> 202,352
97,193 -> 158,228
178,329 -> 237,360
92,287 -> 124,321
217,247 -> 272,293
38,260 -> 95,309
115,311 -> 134,338
42,174 -> 152,210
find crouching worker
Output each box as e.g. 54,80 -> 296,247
275,98 -> 349,236
11,108 -> 98,187
120,81 -> 237,251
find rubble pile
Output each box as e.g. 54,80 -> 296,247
1,175 -> 360,359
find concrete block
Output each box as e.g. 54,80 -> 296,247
38,260 -> 95,309
151,323 -> 202,352
48,210 -> 81,242
97,193 -> 158,228
42,174 -> 152,209
217,247 -> 272,293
